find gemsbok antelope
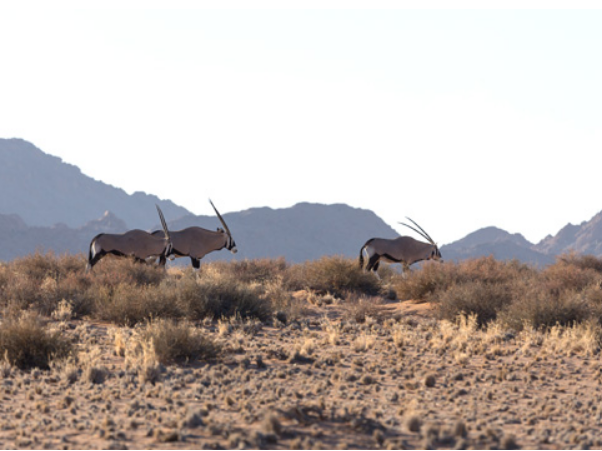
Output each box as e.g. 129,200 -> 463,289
359,217 -> 442,275
153,199 -> 237,270
86,205 -> 173,272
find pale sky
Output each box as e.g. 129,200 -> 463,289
1,2 -> 601,245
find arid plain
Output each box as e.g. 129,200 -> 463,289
1,253 -> 602,449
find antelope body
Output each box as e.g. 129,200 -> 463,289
154,200 -> 237,269
359,218 -> 442,274
86,206 -> 173,272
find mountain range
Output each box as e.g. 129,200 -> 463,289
0,138 -> 189,229
1,138 -> 602,266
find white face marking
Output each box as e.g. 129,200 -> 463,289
230,246 -> 238,254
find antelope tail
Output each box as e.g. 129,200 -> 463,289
86,233 -> 102,273
359,239 -> 373,270
359,246 -> 365,270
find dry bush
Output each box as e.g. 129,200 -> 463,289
209,258 -> 288,284
393,257 -> 534,303
177,273 -> 272,322
342,292 -> 381,323
500,283 -> 591,331
92,282 -> 182,326
435,281 -> 513,326
261,280 -> 305,325
554,252 -> 602,273
285,256 -> 382,297
542,255 -> 601,293
392,261 -> 457,301
10,251 -> 65,283
87,257 -> 166,288
134,319 -> 221,365
0,312 -> 73,370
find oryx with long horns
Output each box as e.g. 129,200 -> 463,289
86,205 -> 173,272
359,217 -> 442,275
153,199 -> 237,270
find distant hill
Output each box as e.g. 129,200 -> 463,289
0,138 -> 190,229
536,211 -> 602,257
0,211 -> 127,261
441,227 -> 555,267
5,137 -> 602,267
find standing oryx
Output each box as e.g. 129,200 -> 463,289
153,199 -> 237,270
359,217 -> 442,275
86,205 -> 173,272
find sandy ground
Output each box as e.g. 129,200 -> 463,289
1,296 -> 602,450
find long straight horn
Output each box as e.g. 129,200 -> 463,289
156,204 -> 171,242
399,217 -> 435,245
405,217 -> 435,244
208,199 -> 232,237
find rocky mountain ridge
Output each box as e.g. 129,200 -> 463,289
0,138 -> 190,229
1,138 -> 602,266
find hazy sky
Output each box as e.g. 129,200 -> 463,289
1,2 -> 601,244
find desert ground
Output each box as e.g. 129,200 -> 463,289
2,254 -> 602,449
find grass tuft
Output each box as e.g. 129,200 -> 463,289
0,312 -> 73,370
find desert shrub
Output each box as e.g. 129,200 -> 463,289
555,252 -> 602,273
0,271 -> 41,311
209,258 -> 289,284
392,261 -> 456,301
11,251 -> 64,283
92,283 -> 182,326
342,292 -> 382,324
87,257 -> 166,288
456,257 -> 535,284
542,256 -> 600,293
285,256 -> 381,297
0,312 -> 73,369
177,274 -> 272,322
500,283 -> 591,330
136,318 -> 221,364
393,257 -> 536,302
31,270 -> 94,317
435,281 -> 513,326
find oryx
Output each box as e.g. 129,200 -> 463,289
359,217 -> 442,275
153,199 -> 237,270
86,205 -> 173,272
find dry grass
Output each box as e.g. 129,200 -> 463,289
0,311 -> 73,370
135,318 -> 221,365
3,252 -> 602,448
391,254 -> 602,331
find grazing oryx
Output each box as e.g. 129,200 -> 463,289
86,205 -> 173,272
153,199 -> 237,270
359,217 -> 442,275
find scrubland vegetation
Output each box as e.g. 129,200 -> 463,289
2,252 -> 602,448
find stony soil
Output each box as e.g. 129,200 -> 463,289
1,296 -> 602,450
